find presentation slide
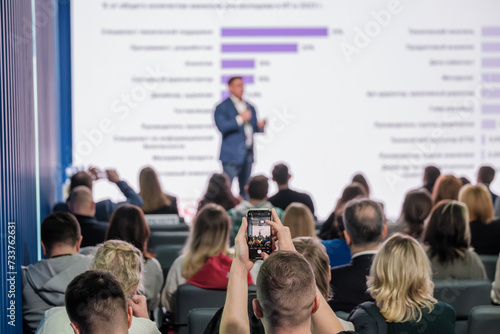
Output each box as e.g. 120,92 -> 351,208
71,0 -> 500,221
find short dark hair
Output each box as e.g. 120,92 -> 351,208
248,175 -> 269,200
400,189 -> 432,239
227,76 -> 242,86
272,164 -> 289,185
343,198 -> 384,247
352,173 -> 370,196
70,172 -> 93,191
424,166 -> 441,189
65,270 -> 128,333
478,165 -> 495,184
41,212 -> 81,254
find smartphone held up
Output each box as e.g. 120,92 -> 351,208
247,209 -> 273,260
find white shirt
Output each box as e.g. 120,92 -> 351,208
230,94 -> 253,148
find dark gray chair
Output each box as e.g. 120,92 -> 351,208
468,305 -> 500,334
149,223 -> 190,233
188,308 -> 219,334
154,244 -> 183,280
479,255 -> 498,282
149,231 -> 190,249
433,280 -> 492,334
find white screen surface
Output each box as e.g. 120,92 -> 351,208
71,0 -> 500,221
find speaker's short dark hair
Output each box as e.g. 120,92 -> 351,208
248,175 -> 269,200
65,270 -> 127,334
227,76 -> 242,86
70,171 -> 93,191
478,165 -> 495,184
272,164 -> 289,185
41,212 -> 81,253
343,199 -> 384,246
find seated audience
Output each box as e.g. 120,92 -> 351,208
422,165 -> 441,194
459,176 -> 471,186
477,165 -> 498,207
431,174 -> 462,205
220,210 -> 347,334
282,202 -> 317,239
64,270 -> 131,334
268,163 -> 315,214
227,175 -> 284,236
198,173 -> 239,211
349,233 -> 455,334
105,204 -> 163,312
68,186 -> 108,247
423,200 -> 487,280
294,237 -> 355,331
387,188 -> 432,240
36,240 -> 160,333
459,184 -> 500,255
329,199 -> 386,313
139,166 -> 178,215
161,204 -> 252,313
492,256 -> 500,305
53,168 -> 143,221
352,173 -> 370,197
22,212 -> 92,333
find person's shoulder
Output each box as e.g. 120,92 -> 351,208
433,301 -> 456,319
130,316 -> 161,334
215,98 -> 231,109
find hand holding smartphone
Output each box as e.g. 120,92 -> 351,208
247,209 -> 273,260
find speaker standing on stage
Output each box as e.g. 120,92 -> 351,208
214,76 -> 266,198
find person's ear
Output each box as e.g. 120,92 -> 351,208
127,306 -> 133,329
381,224 -> 388,240
41,241 -> 47,257
311,293 -> 321,315
75,236 -> 83,252
328,269 -> 331,282
287,174 -> 291,181
70,322 -> 82,334
252,298 -> 263,319
343,230 -> 352,246
68,202 -> 73,212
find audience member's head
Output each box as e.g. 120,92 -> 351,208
343,198 -> 386,251
247,175 -> 269,201
272,163 -> 290,186
293,237 -> 331,300
91,240 -> 144,296
477,165 -> 496,185
368,233 -> 436,323
106,204 -> 155,259
139,166 -> 172,212
282,203 -> 316,239
199,173 -> 236,211
41,212 -> 82,257
431,174 -> 462,205
399,189 -> 433,239
70,171 -> 94,192
351,173 -> 370,197
254,251 -> 318,331
423,200 -> 470,264
459,184 -> 494,224
423,165 -> 441,193
182,204 -> 231,279
65,270 -> 131,334
68,186 -> 95,217
459,177 -> 471,186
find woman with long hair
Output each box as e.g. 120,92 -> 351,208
431,174 -> 462,205
423,200 -> 487,279
198,173 -> 238,211
106,204 -> 163,311
388,188 -> 432,240
139,166 -> 178,214
282,203 -> 317,239
161,203 -> 252,312
350,234 -> 455,334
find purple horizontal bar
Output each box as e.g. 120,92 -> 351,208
222,44 -> 297,53
482,119 -> 497,129
483,58 -> 500,67
221,59 -> 255,68
483,27 -> 500,36
483,43 -> 500,52
222,90 -> 231,100
222,28 -> 328,37
221,75 -> 254,84
483,73 -> 500,83
482,105 -> 500,114
483,88 -> 500,99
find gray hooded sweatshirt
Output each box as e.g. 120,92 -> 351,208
22,254 -> 92,333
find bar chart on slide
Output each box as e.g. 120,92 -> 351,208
220,27 -> 328,99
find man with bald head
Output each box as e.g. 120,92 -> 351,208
69,186 -> 109,247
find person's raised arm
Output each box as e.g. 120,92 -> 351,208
220,218 -> 254,334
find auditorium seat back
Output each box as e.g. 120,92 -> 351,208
154,244 -> 183,280
188,308 -> 219,334
467,306 -> 500,334
479,254 -> 498,282
149,230 -> 190,249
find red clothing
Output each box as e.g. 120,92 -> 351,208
187,252 -> 253,289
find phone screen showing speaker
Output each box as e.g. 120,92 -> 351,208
247,210 -> 273,260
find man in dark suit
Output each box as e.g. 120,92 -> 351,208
214,77 -> 266,198
329,198 -> 387,313
68,186 -> 109,248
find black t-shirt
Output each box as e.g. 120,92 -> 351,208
269,188 -> 315,214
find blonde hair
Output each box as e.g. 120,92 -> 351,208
368,233 -> 436,323
182,204 -> 231,279
139,167 -> 171,212
91,240 -> 144,296
282,203 -> 316,239
459,184 -> 494,224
